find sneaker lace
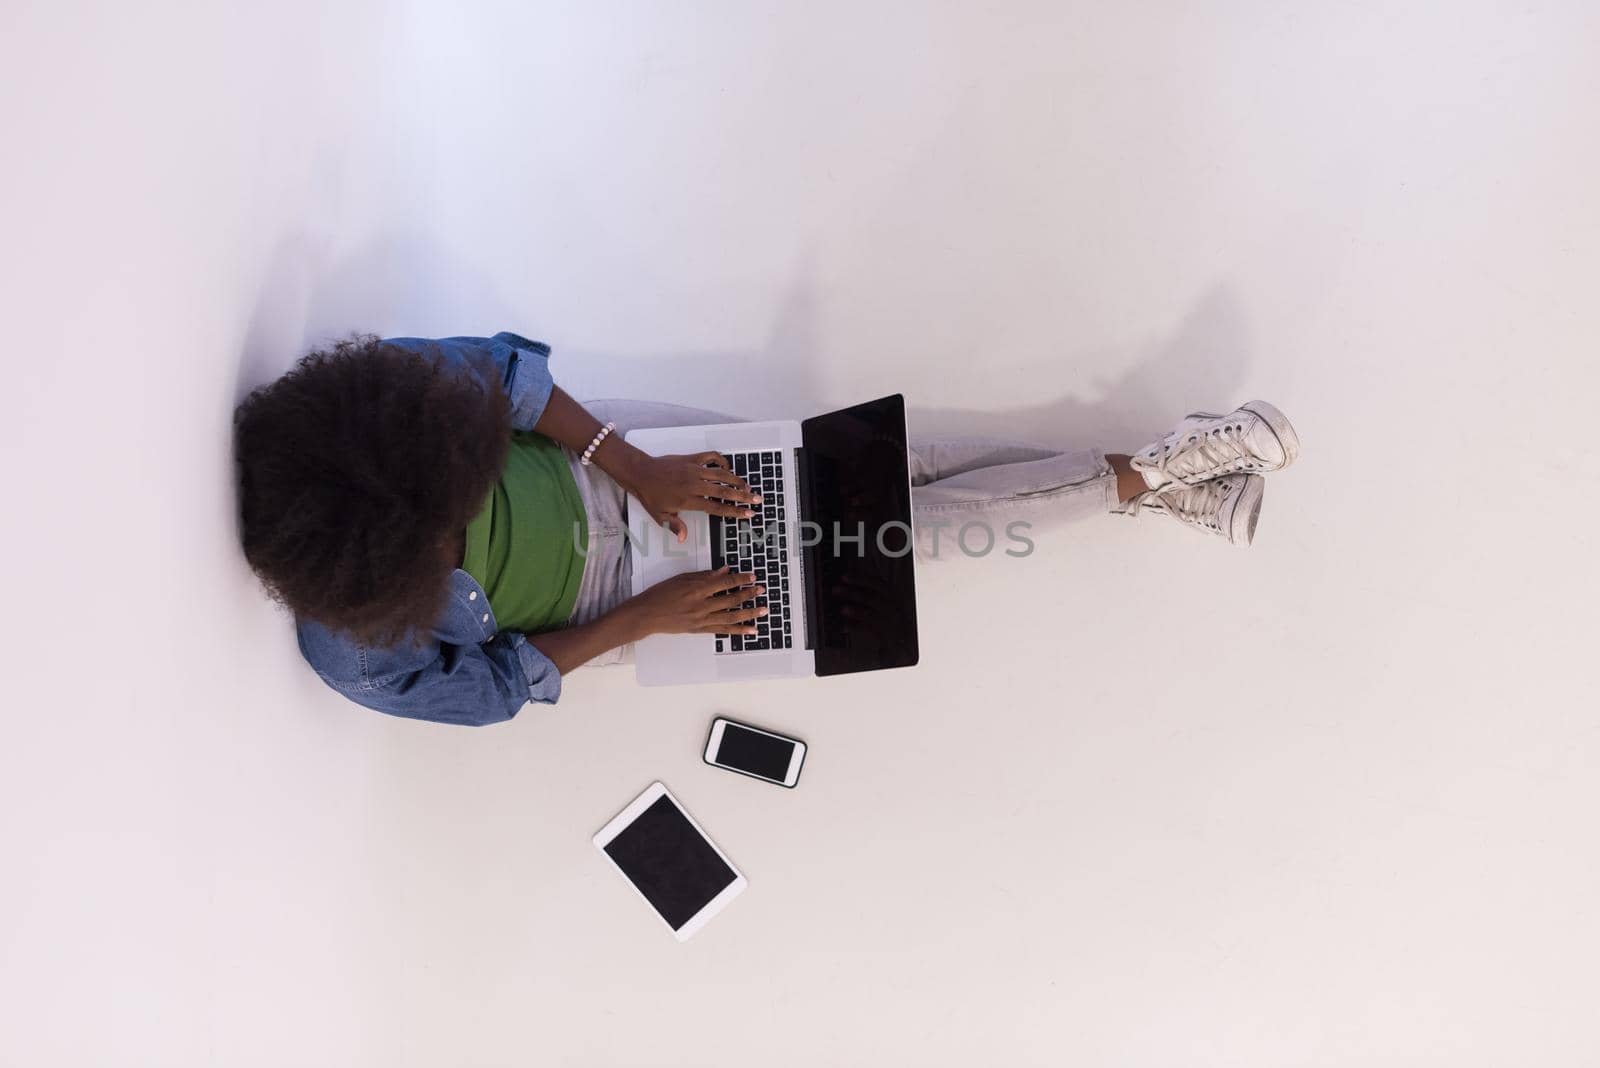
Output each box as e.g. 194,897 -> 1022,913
1148,423 -> 1252,484
1124,479 -> 1229,532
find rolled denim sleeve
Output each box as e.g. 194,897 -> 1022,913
505,632 -> 564,704
384,331 -> 556,431
297,618 -> 563,727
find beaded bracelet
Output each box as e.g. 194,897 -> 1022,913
580,421 -> 617,466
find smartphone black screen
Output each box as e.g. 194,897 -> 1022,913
715,722 -> 797,781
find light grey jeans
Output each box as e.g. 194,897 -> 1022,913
564,400 -> 1115,663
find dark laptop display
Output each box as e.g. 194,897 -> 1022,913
798,394 -> 920,676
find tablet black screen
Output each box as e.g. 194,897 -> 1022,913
603,794 -> 736,930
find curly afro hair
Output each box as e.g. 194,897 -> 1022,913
234,336 -> 510,644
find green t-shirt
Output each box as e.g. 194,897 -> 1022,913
461,432 -> 588,634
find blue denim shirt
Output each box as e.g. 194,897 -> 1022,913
295,332 -> 565,726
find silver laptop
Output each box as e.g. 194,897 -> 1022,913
626,395 -> 920,686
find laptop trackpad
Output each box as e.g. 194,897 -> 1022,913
717,653 -> 789,680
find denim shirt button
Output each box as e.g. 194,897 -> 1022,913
469,591 -> 477,601
481,613 -> 490,624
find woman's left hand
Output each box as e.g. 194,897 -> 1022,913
615,450 -> 761,541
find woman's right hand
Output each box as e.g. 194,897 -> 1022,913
623,566 -> 768,640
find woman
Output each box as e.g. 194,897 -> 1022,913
234,331 -> 1299,726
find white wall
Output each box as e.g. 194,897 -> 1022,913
4,2 -> 1598,1064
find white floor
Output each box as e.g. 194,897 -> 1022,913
5,2 -> 1600,1065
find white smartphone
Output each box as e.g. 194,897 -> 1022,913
593,782 -> 747,942
704,717 -> 807,788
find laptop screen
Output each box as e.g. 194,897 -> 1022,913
799,394 -> 920,676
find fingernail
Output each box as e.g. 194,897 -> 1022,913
753,494 -> 763,503
758,607 -> 769,616
756,585 -> 766,594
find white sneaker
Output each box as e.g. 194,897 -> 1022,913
1132,400 -> 1299,491
1113,473 -> 1265,545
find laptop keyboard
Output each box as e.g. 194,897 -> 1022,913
710,450 -> 793,653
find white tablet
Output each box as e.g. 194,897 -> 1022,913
593,782 -> 747,941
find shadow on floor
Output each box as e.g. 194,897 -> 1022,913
906,285 -> 1254,453
239,230 -> 1251,461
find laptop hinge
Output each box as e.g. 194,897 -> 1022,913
794,445 -> 822,652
